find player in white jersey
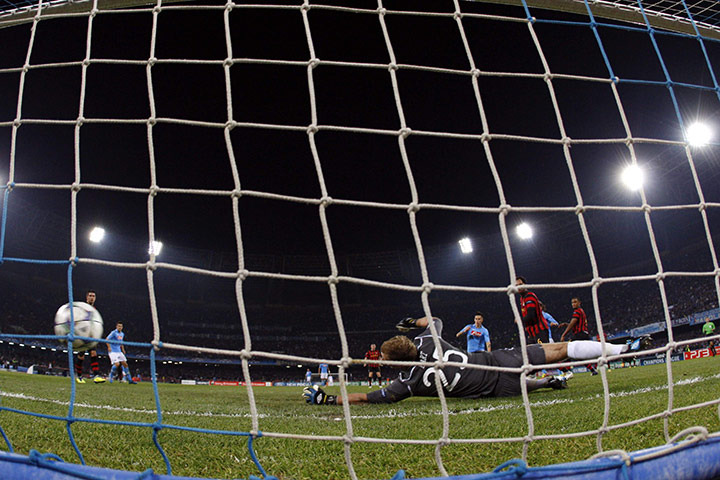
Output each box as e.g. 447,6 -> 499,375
106,322 -> 136,384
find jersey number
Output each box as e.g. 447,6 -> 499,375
422,347 -> 468,392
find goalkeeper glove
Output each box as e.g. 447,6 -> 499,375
396,317 -> 420,332
302,385 -> 337,405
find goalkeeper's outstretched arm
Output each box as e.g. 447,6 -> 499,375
303,385 -> 369,405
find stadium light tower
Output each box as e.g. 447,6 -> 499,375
686,122 -> 712,147
148,240 -> 163,256
516,223 -> 533,240
89,226 -> 105,243
621,164 -> 644,191
458,237 -> 473,254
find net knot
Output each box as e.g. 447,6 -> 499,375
307,124 -> 319,134
422,282 -> 434,293
562,136 -> 572,146
543,72 -> 554,82
152,5 -> 162,14
152,422 -> 163,432
76,116 -> 85,126
240,349 -> 252,359
655,272 -> 666,282
493,459 -> 528,475
13,119 -> 22,127
149,185 -> 160,197
399,127 -> 411,138
498,204 -> 511,215
71,182 -> 81,193
225,120 -> 237,130
641,203 -> 651,213
301,3 -> 311,11
343,434 -> 354,445
592,276 -> 602,287
82,58 -> 92,67
231,188 -> 242,199
574,205 -> 586,215
698,202 -> 706,212
480,133 -> 491,142
376,7 -> 386,15
436,437 -> 450,447
624,137 -> 634,146
223,57 -> 234,67
147,117 -> 157,126
388,63 -> 398,72
147,57 -> 158,67
612,76 -> 620,84
225,2 -> 234,12
237,269 -> 248,280
327,275 -> 339,285
453,11 -> 462,20
320,195 -> 333,207
340,357 -> 352,369
471,68 -> 481,78
145,262 -> 157,271
70,256 -> 79,267
407,202 -> 419,213
6,181 -> 15,192
308,58 -> 320,69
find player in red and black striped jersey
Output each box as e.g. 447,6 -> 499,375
364,344 -> 381,387
560,297 -> 598,375
516,276 -> 549,344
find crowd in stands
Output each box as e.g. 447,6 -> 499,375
1,239 -> 718,383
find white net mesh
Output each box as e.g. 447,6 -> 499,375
1,0 -> 720,478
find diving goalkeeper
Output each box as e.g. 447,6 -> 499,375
303,316 -> 651,406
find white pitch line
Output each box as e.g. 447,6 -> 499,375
1,373 -> 718,423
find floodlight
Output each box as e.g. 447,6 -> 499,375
458,237 -> 473,254
89,226 -> 105,243
516,223 -> 533,240
148,240 -> 163,256
686,122 -> 712,147
621,165 -> 644,191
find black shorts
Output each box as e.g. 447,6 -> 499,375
571,331 -> 591,341
367,367 -> 381,375
527,329 -> 550,344
492,345 -> 547,397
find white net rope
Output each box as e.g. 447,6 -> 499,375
1,0 -> 720,478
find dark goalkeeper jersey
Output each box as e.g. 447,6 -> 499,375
366,319 -> 500,404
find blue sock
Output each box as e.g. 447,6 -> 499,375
122,366 -> 131,380
110,365 -> 117,383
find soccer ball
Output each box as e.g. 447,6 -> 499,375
53,302 -> 104,352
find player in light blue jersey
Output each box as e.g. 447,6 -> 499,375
540,302 -> 559,343
106,322 -> 136,384
455,312 -> 491,353
305,368 -> 312,384
318,363 -> 329,386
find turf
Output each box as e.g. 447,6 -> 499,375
1,358 -> 719,480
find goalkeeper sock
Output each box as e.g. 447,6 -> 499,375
567,341 -> 626,359
90,358 -> 99,375
75,358 -> 83,378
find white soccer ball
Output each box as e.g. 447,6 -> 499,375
53,302 -> 104,352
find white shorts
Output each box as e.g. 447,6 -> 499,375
320,372 -> 328,379
109,352 -> 127,364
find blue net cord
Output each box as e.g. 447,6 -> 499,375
64,262 -> 86,466
149,347 -> 172,475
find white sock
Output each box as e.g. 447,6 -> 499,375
567,341 -> 627,359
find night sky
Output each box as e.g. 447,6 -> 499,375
1,0 -> 720,290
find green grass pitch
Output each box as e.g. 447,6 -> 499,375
1,358 -> 719,480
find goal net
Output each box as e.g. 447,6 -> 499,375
0,0 -> 719,479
